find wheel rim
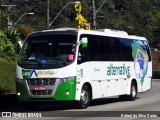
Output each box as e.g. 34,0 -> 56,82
81,89 -> 89,105
132,85 -> 136,98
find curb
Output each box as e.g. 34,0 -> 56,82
153,79 -> 160,81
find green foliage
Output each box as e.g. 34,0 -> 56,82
0,0 -> 160,46
0,29 -> 21,61
5,28 -> 22,53
0,0 -> 159,47
5,29 -> 20,44
0,34 -> 16,60
0,11 -> 7,29
0,57 -> 16,94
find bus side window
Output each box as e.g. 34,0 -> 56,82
78,44 -> 87,64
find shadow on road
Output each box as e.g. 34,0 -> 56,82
0,94 -> 76,112
0,94 -> 20,111
0,94 -> 128,112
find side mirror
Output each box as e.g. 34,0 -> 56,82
18,41 -> 23,48
81,37 -> 88,48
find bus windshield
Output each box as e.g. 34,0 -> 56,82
18,34 -> 77,69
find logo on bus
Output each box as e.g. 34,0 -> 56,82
107,64 -> 130,76
22,69 -> 57,79
132,41 -> 149,85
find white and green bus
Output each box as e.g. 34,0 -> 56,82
16,28 -> 152,109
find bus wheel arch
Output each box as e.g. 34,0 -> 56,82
119,79 -> 138,101
84,82 -> 92,100
78,82 -> 92,109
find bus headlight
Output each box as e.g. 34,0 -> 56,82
58,77 -> 74,84
17,79 -> 26,85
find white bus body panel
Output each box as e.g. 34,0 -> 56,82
76,61 -> 152,100
16,62 -> 77,79
77,62 -> 134,99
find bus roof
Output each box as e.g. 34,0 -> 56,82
78,29 -> 147,41
30,28 -> 147,41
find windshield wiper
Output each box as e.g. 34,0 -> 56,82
28,59 -> 40,62
20,58 -> 68,66
20,59 -> 41,65
28,59 -> 48,67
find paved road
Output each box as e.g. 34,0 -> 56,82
0,79 -> 160,120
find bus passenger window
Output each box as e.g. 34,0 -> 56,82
78,45 -> 87,64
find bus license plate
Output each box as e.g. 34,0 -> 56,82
34,86 -> 46,90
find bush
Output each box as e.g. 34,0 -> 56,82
151,50 -> 160,78
0,39 -> 16,61
0,58 -> 16,94
0,29 -> 20,61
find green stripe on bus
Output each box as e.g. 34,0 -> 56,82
53,77 -> 76,100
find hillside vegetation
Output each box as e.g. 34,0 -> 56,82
0,57 -> 16,94
0,0 -> 160,47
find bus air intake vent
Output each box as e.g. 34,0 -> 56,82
27,78 -> 56,86
30,90 -> 52,95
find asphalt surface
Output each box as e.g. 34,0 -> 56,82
0,79 -> 160,120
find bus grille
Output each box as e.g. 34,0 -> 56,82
27,78 -> 56,95
27,78 -> 56,86
30,90 -> 52,95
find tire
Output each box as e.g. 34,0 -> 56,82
78,85 -> 91,109
128,82 -> 137,101
119,81 -> 137,101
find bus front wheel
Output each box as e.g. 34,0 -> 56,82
78,85 -> 91,109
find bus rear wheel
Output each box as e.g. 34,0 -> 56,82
128,81 -> 137,100
78,85 -> 91,109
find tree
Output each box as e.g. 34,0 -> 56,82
0,11 -> 7,30
0,30 -> 16,61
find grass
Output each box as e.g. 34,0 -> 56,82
0,57 -> 16,94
